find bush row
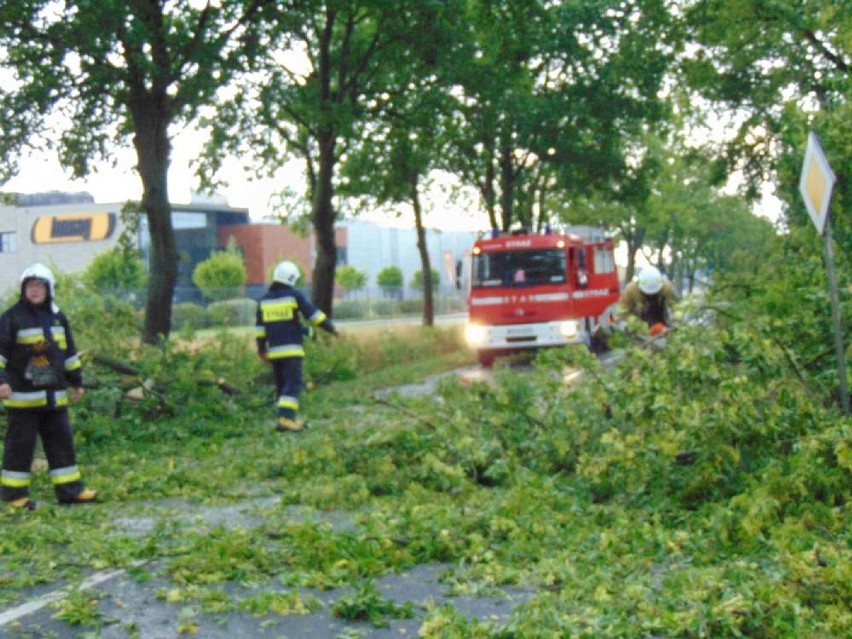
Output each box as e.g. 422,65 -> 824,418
171,295 -> 468,328
172,299 -> 257,329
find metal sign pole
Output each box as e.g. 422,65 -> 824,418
823,214 -> 850,415
799,131 -> 848,415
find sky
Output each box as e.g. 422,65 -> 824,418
1,131 -> 492,233
1,120 -> 783,233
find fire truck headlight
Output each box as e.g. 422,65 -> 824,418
559,320 -> 580,339
465,324 -> 488,346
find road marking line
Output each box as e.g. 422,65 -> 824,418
0,568 -> 125,626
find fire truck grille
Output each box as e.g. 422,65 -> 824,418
506,336 -> 537,343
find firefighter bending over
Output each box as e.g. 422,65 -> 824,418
620,265 -> 675,336
255,260 -> 341,433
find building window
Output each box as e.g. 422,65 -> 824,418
0,232 -> 16,253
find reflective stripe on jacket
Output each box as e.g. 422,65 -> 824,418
0,300 -> 83,409
255,283 -> 336,360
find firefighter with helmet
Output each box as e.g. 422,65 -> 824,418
256,260 -> 341,432
620,265 -> 675,336
0,263 -> 97,509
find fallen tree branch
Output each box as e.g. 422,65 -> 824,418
368,395 -> 439,432
89,353 -> 141,376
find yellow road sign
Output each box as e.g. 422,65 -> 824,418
799,131 -> 836,235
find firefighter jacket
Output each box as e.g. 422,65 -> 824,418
0,299 -> 83,410
255,283 -> 337,360
620,279 -> 675,327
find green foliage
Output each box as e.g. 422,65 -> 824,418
0,2 -> 274,342
48,270 -> 142,354
368,299 -> 400,317
2,260 -> 849,636
376,266 -> 403,289
192,245 -> 247,302
708,225 -> 850,395
206,298 -> 256,327
335,265 -> 368,293
171,302 -> 207,331
398,298 -> 424,314
51,588 -> 103,627
238,589 -> 321,616
82,246 -> 147,295
331,580 -> 414,627
331,299 -> 370,320
409,268 -> 440,290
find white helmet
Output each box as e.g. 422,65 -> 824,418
272,260 -> 300,286
637,265 -> 664,295
20,262 -> 56,298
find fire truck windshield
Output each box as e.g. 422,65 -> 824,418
472,248 -> 566,288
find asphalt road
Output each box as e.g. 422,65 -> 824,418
2,499 -> 534,638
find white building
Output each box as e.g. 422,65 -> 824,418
0,194 -> 480,299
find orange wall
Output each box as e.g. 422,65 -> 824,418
218,224 -> 349,285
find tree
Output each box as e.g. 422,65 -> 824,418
192,244 -> 247,302
338,28 -> 461,326
335,265 -> 367,296
410,269 -> 440,291
205,1 -> 452,318
567,134 -> 667,282
0,0 -> 271,343
376,266 -> 403,299
441,0 -> 677,233
682,0 -> 849,226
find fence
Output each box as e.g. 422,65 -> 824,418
100,284 -> 468,331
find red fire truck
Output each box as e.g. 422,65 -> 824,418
465,226 -> 621,367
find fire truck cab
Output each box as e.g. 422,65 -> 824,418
465,226 -> 620,367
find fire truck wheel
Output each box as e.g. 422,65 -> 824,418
478,351 -> 496,368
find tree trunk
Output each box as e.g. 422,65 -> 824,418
499,140 -> 514,232
132,101 -> 177,345
311,127 -> 338,315
411,175 -> 434,327
623,226 -> 645,284
483,140 -> 498,231
309,6 -> 339,316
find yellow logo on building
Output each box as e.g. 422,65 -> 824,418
31,213 -> 116,244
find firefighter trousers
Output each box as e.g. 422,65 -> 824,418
1,408 -> 85,503
271,357 -> 304,421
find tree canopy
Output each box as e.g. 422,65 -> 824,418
0,0 -> 272,342
1,0 -> 842,324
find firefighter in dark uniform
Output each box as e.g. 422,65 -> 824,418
620,265 -> 676,335
256,261 -> 341,432
0,263 -> 97,510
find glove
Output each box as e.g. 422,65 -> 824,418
649,322 -> 667,337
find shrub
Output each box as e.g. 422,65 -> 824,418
409,268 -> 440,290
83,246 -> 147,294
335,265 -> 367,294
398,299 -> 423,314
369,299 -> 399,317
172,302 -> 207,330
192,243 -> 247,301
377,266 -> 403,299
207,298 -> 256,327
332,299 -> 369,320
